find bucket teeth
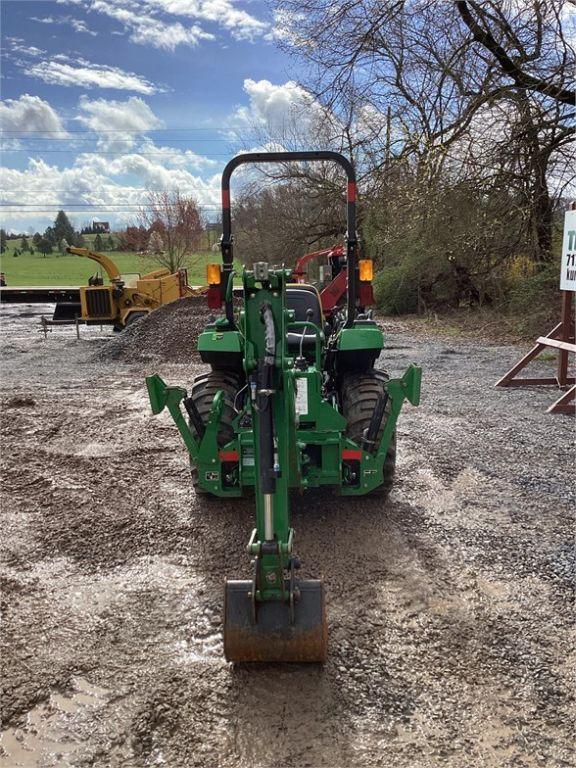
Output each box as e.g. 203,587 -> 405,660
223,579 -> 327,663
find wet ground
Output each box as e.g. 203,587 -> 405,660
1,303 -> 574,767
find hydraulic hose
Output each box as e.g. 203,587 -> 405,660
258,303 -> 276,538
261,301 -> 276,365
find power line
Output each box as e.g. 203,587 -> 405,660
0,208 -> 224,212
0,190 -> 222,195
0,149 -> 235,156
0,137 -> 238,143
0,188 -> 214,193
0,128 -> 234,134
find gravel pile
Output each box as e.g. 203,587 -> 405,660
95,296 -> 213,363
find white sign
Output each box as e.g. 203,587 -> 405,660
295,377 -> 309,416
560,209 -> 576,292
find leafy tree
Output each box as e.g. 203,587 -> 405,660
107,235 -> 115,251
53,210 -> 76,244
38,237 -> 53,257
43,226 -> 57,247
0,229 -> 6,254
94,233 -> 104,251
20,236 -> 30,253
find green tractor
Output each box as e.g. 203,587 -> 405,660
146,151 -> 421,663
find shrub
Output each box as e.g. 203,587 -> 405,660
374,262 -> 419,314
508,264 -> 558,315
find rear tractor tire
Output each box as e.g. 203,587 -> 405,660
340,370 -> 396,499
188,370 -> 243,496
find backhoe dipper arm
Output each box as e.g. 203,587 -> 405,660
220,151 -> 358,329
66,246 -> 122,281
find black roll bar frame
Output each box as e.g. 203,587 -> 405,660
220,151 -> 358,328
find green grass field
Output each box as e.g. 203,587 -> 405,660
0,237 -> 227,286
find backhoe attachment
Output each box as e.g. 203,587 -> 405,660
145,151 -> 421,665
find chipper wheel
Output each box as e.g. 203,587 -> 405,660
341,369 -> 396,498
188,370 -> 243,495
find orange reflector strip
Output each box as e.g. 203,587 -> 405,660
342,449 -> 362,460
347,182 -> 356,202
219,450 -> 239,462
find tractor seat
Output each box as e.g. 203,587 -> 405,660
286,285 -> 322,350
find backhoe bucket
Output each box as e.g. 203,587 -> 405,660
224,579 -> 327,663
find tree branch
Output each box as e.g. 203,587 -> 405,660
455,0 -> 575,105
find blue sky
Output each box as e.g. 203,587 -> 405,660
0,0 -> 314,233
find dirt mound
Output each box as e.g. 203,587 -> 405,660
95,296 -> 213,363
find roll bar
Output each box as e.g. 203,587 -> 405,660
220,151 -> 358,328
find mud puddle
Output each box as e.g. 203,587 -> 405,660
0,678 -> 109,768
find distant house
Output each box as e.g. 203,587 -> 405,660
92,220 -> 110,234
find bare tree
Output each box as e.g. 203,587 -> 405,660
275,0 -> 575,264
228,85 -> 356,251
138,190 -> 204,273
456,0 -> 575,106
232,181 -> 346,266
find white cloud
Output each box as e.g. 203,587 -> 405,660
6,38 -> 46,57
265,9 -> 306,44
236,79 -> 309,131
88,0 -> 213,49
76,95 -> 163,150
27,56 -> 160,94
81,152 -> 222,196
0,94 -> 67,138
62,0 -> 269,45
31,15 -> 97,35
154,0 -> 268,40
0,148 -> 222,230
233,79 -> 335,138
135,141 -> 220,170
70,18 -> 97,35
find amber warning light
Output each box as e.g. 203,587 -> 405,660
207,263 -> 222,285
359,259 -> 373,282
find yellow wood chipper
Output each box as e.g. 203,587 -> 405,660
54,246 -> 198,330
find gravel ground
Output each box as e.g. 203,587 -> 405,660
0,302 -> 574,768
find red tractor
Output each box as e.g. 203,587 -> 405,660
293,245 -> 375,318
205,242 -> 375,320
